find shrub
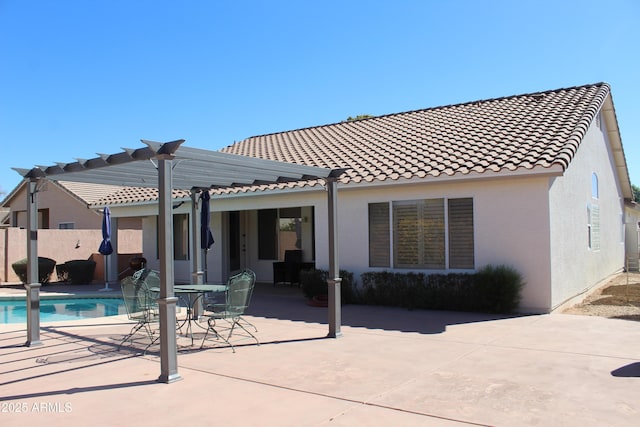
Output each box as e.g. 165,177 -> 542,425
64,260 -> 97,284
300,268 -> 357,304
300,268 -> 327,299
358,265 -> 524,314
11,257 -> 56,284
472,264 -> 524,313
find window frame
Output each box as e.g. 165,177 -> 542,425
258,207 -> 313,261
369,197 -> 475,271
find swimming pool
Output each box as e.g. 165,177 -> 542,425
0,297 -> 127,324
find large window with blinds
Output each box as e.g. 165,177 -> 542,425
368,198 -> 474,269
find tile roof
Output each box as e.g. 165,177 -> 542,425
92,186 -> 191,207
55,181 -> 126,205
222,82 -> 611,185
93,82 -> 618,206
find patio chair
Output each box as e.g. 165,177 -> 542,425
200,269 -> 259,352
272,249 -> 315,286
119,274 -> 160,353
131,268 -> 185,333
132,268 -> 160,299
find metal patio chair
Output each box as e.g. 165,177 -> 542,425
200,269 -> 259,352
130,268 -> 186,333
119,273 -> 160,353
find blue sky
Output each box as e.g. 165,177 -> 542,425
1,0 -> 638,196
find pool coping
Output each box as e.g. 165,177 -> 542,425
0,292 -> 123,301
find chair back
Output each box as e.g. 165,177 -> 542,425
121,274 -> 158,322
225,269 -> 256,316
121,277 -> 147,320
284,250 -> 302,264
133,268 -> 160,299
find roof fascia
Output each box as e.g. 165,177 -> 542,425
600,94 -> 633,200
0,180 -> 27,207
336,165 -> 566,191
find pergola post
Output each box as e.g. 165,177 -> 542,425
190,189 -> 204,285
157,155 -> 182,383
25,178 -> 42,346
190,189 -> 204,318
326,177 -> 342,338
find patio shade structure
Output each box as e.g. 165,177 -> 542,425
14,139 -> 347,383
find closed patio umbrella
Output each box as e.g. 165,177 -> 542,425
98,206 -> 114,291
200,191 -> 214,282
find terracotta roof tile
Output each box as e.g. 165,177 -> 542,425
220,83 -> 611,186
93,83 -> 613,206
92,186 -> 190,207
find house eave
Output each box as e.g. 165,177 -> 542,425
338,164 -> 566,191
600,94 -> 633,200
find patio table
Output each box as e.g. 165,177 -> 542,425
150,284 -> 227,344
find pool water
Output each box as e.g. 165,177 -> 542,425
0,297 -> 127,324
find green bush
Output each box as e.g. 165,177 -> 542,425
300,268 -> 357,304
11,257 -> 56,284
473,264 -> 524,313
300,268 -> 327,299
64,260 -> 97,284
359,265 -> 524,314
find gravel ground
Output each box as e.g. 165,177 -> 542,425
562,272 -> 640,321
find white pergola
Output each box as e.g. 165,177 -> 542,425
14,139 -> 346,383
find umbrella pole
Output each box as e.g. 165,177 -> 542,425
99,254 -> 112,291
204,249 -> 208,283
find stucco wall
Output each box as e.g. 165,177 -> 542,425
314,176 -> 553,312
0,227 -> 142,282
548,118 -> 626,309
173,178 -> 555,311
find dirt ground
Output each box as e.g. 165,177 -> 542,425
562,272 -> 640,321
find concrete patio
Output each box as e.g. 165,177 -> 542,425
1,282 -> 639,426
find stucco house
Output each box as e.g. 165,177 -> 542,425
0,180 -> 142,282
94,82 -> 633,313
1,180 -> 122,229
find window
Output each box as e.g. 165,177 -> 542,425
393,199 -> 445,268
258,207 -> 311,260
591,173 -> 599,199
13,208 -> 49,229
587,203 -> 600,250
278,207 -> 303,260
173,214 -> 189,260
369,203 -> 390,267
448,198 -> 475,268
370,197 -> 474,270
58,222 -> 75,229
40,209 -> 50,229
